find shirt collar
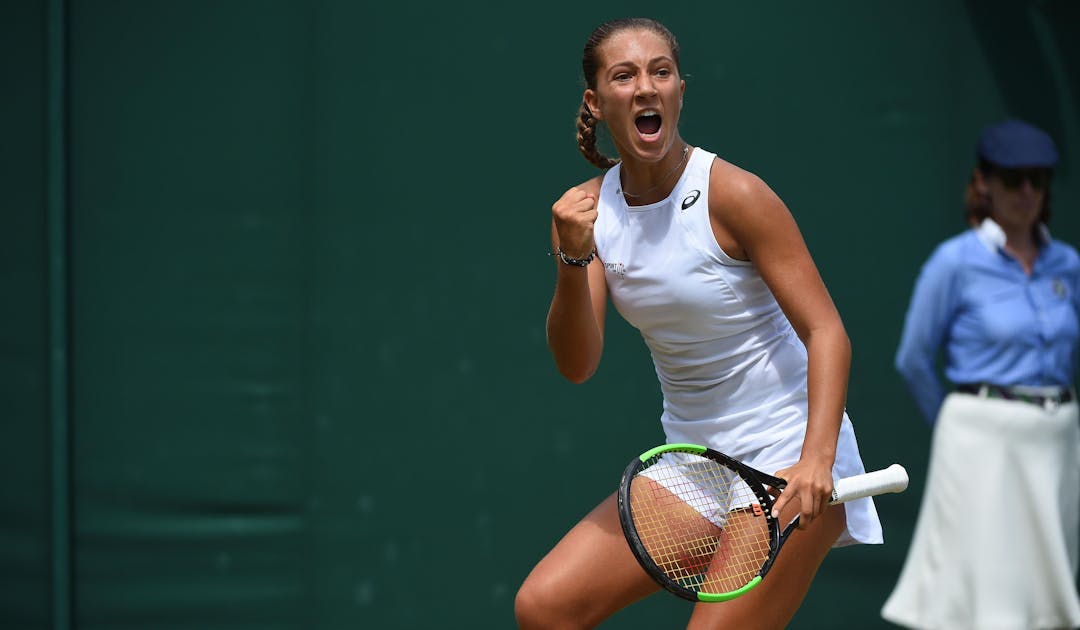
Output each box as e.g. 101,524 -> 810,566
974,217 -> 1051,253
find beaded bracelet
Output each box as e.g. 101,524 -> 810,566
550,246 -> 596,267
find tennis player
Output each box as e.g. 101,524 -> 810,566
515,18 -> 882,629
882,119 -> 1080,630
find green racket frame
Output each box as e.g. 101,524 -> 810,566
616,443 -> 789,603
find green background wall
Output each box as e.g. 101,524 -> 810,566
2,0 -> 51,628
2,1 -> 1077,628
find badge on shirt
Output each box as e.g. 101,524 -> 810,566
1052,278 -> 1067,299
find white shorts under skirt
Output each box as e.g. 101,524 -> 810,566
881,392 -> 1080,630
662,412 -> 883,547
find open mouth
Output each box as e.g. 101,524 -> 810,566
635,112 -> 662,136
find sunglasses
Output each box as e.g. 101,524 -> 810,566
990,167 -> 1052,190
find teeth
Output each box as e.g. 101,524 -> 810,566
639,110 -> 659,117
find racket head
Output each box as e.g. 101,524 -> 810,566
617,443 -> 782,602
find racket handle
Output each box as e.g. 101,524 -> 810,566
829,464 -> 909,504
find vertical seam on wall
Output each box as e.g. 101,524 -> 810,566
46,0 -> 71,628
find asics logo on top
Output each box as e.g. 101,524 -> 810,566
682,190 -> 701,211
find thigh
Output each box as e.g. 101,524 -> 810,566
686,503 -> 846,630
630,475 -> 726,579
517,492 -> 661,626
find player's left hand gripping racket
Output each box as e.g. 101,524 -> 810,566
617,443 -> 907,603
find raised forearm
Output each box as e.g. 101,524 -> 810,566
546,264 -> 603,383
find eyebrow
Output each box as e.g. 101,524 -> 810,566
610,56 -> 675,67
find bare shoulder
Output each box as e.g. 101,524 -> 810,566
706,156 -> 782,221
705,156 -> 799,261
576,174 -> 604,197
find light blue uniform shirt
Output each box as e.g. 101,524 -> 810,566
895,219 -> 1080,424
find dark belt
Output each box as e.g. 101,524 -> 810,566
956,383 -> 1075,410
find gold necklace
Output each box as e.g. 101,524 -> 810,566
618,144 -> 690,199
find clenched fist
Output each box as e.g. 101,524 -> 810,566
551,187 -> 598,259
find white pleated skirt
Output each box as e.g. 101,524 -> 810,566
881,392 -> 1080,630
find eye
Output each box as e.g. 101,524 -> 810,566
655,68 -> 671,77
614,72 -> 633,82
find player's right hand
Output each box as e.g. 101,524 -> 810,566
551,187 -> 597,259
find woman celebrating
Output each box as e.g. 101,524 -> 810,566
515,18 -> 882,629
883,119 -> 1080,630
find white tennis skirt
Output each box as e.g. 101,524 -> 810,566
881,392 -> 1080,630
663,411 -> 883,547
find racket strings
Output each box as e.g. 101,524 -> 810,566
631,453 -> 772,596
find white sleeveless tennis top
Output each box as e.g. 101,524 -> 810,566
593,147 -> 882,545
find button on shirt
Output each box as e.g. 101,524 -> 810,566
895,219 -> 1080,424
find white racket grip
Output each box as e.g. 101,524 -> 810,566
829,464 -> 909,504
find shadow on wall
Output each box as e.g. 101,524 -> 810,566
963,0 -> 1078,170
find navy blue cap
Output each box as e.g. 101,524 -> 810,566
977,119 -> 1059,168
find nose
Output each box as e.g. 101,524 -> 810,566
635,74 -> 657,97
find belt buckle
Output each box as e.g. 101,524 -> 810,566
1044,396 -> 1061,413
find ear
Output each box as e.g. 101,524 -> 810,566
972,168 -> 989,196
679,79 -> 685,107
583,89 -> 601,120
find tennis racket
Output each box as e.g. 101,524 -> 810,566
617,443 -> 908,602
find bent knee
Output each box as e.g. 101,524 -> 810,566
514,575 -> 583,630
514,578 -> 561,629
